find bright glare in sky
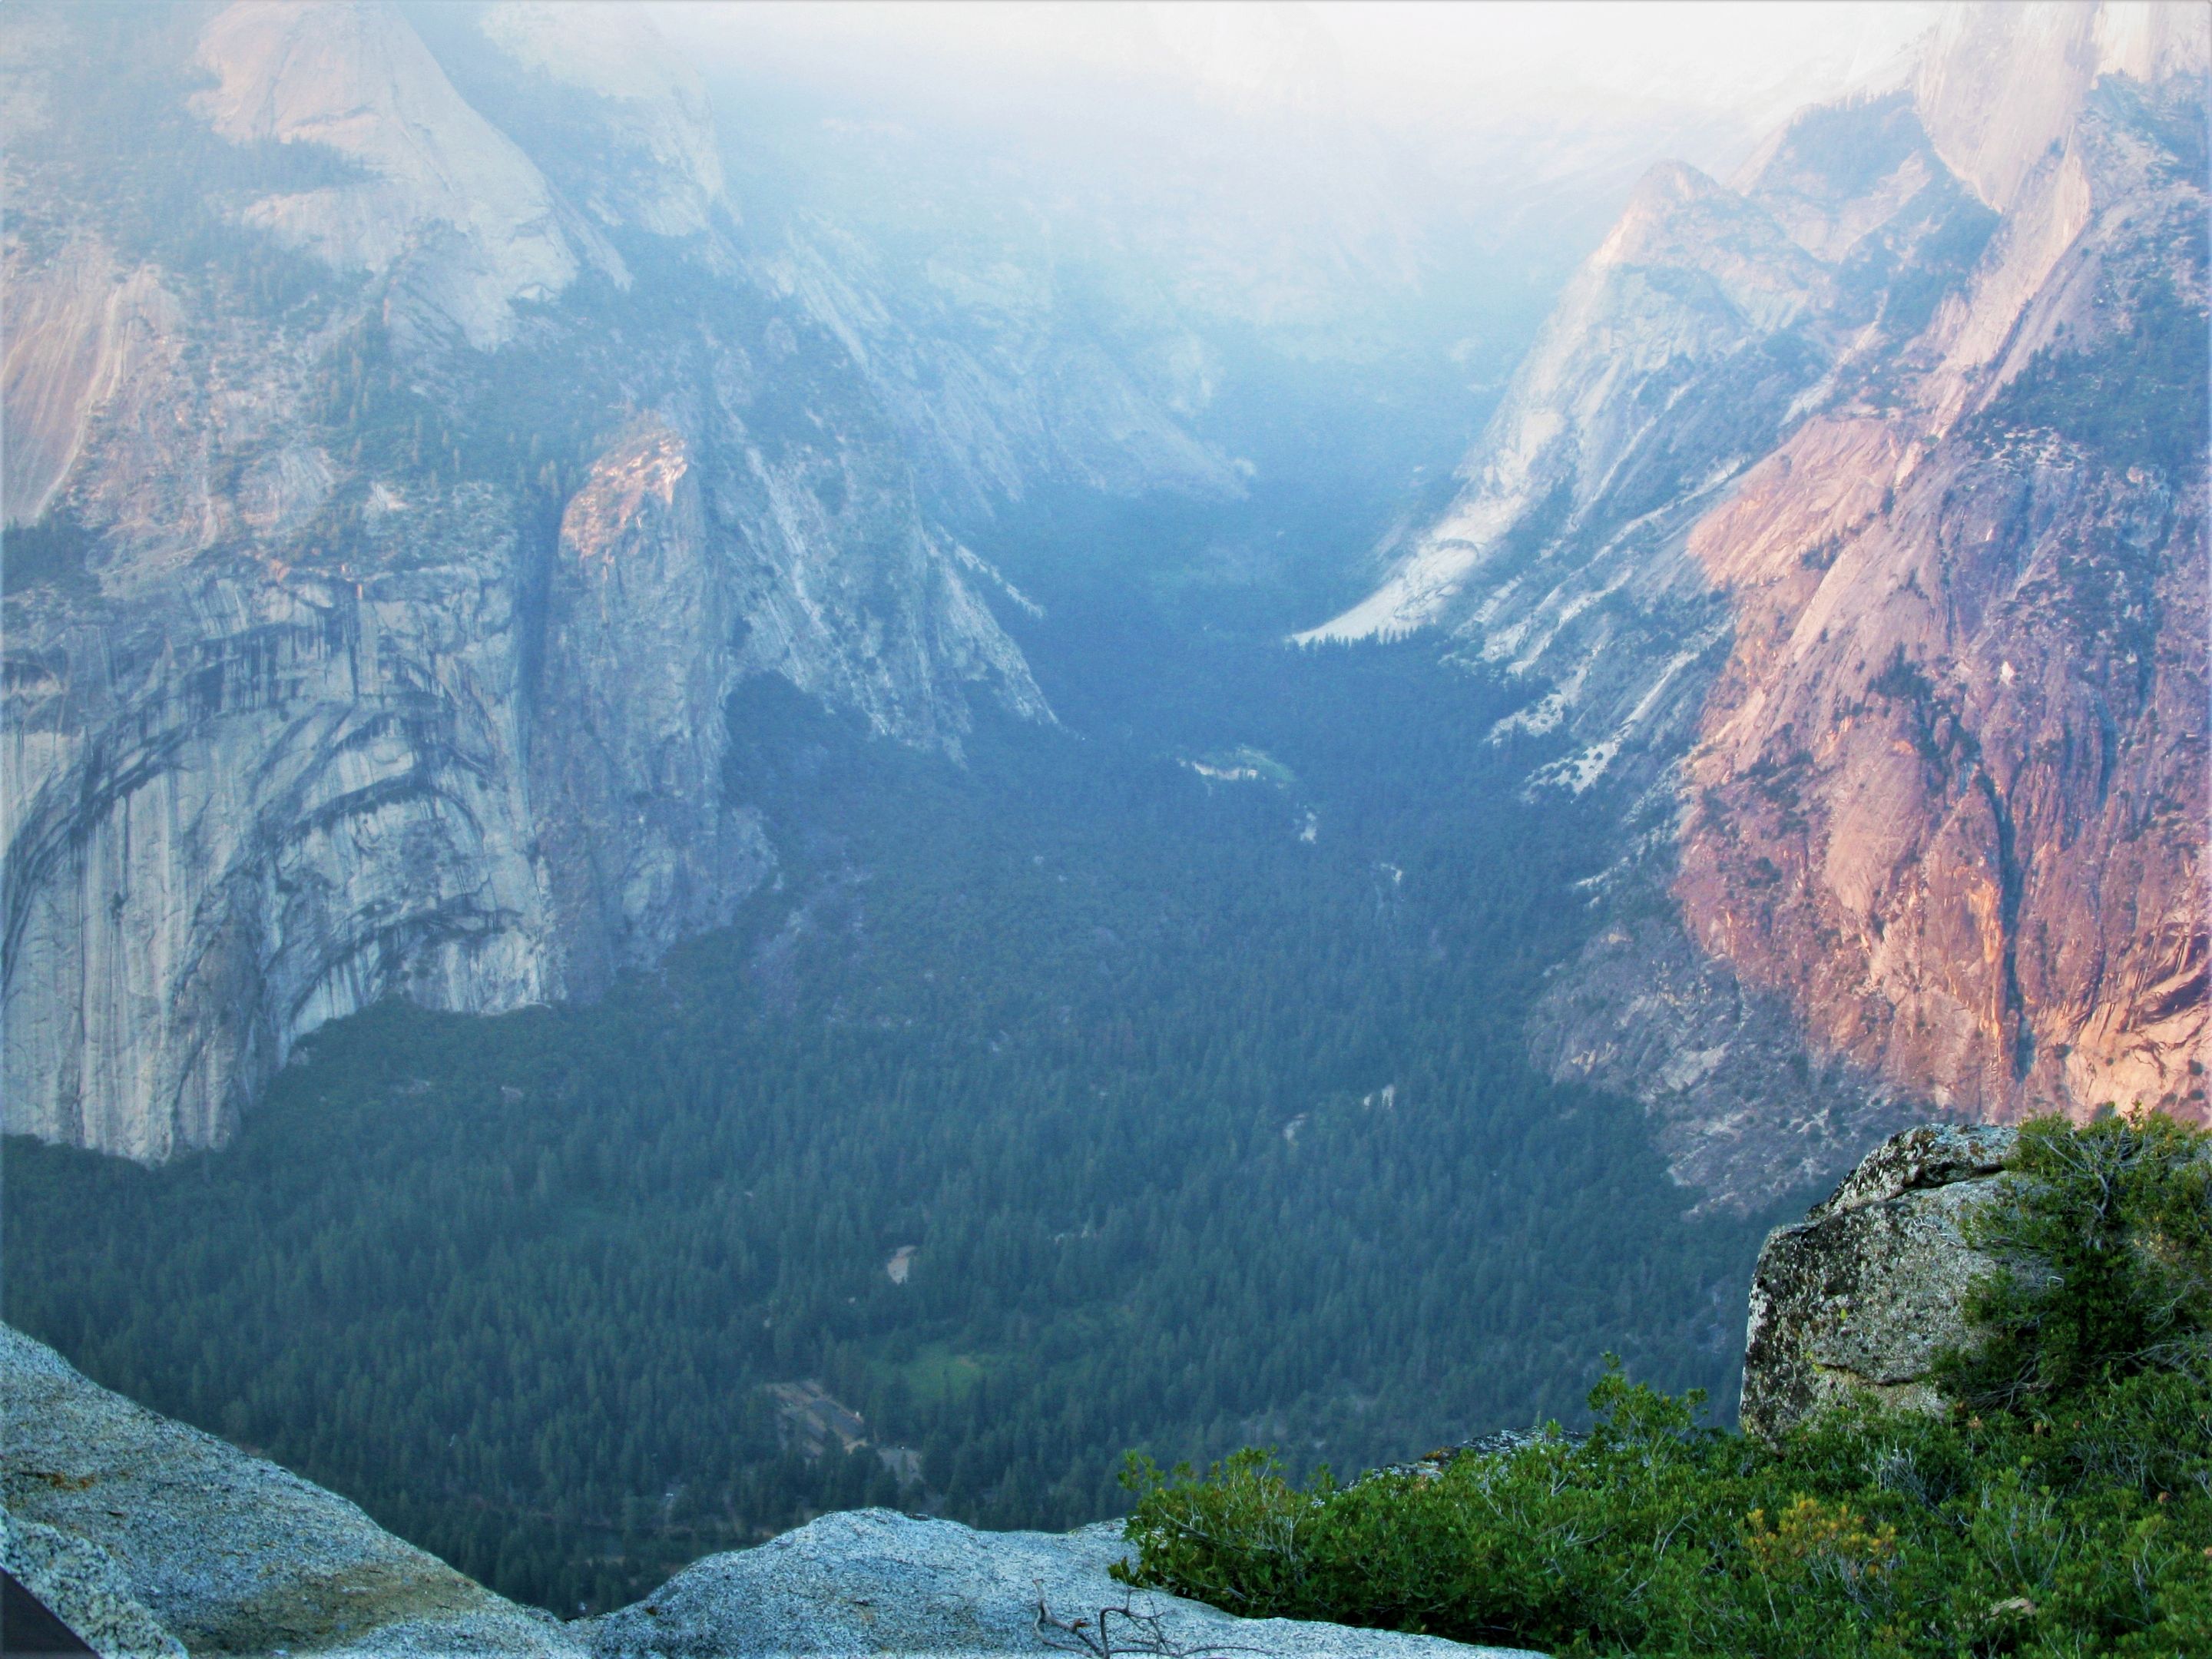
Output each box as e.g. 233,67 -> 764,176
1313,2 -> 1943,118
650,1 -> 1947,132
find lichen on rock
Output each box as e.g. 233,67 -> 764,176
1740,1121 -> 2017,1439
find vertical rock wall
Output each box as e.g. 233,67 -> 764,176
0,2 -> 1047,1161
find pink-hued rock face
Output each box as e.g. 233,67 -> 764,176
1677,399 -> 2207,1129
1671,8 -> 2210,1134
1326,3 -> 2209,1204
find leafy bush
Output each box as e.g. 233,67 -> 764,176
1117,1116 -> 2212,1656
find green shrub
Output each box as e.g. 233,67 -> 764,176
1117,1116 -> 2212,1656
1939,1113 -> 2211,1411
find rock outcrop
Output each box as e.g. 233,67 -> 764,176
1740,1121 -> 2016,1438
1313,1 -> 2210,1205
1,1324 -> 1534,1658
581,1508 -> 1532,1659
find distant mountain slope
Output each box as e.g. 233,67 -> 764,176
7,0 -> 1601,1167
1309,1 -> 2210,1204
0,1 -> 1060,1160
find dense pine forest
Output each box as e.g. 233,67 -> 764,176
7,504 -> 1803,1615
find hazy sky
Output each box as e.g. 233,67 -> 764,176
1313,2 -> 1942,119
633,0 -> 1962,254
649,1 -> 1946,137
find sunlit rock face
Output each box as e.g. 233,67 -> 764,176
1323,2 -> 2209,1206
0,2 -> 1060,1161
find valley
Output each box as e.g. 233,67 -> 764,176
3,1 -> 2206,1640
5,496 -> 1801,1611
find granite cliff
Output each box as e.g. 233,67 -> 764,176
1309,1 -> 2211,1206
1,1 -> 1237,1161
8,2 -> 2207,1190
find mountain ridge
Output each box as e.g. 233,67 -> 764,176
5,1 -> 2205,1190
1312,0 -> 2209,1204
0,1 -> 1080,1160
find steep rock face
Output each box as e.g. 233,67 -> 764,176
0,2 -> 1051,1161
439,2 -> 1249,523
759,226 -> 1247,522
1310,81 -> 1998,788
1527,916 -> 1926,1215
527,418 -> 770,998
1740,1122 -> 2015,1438
0,243 -> 175,528
1323,2 -> 2210,1204
474,1 -> 726,240
1677,51 -> 2210,1126
1912,0 -> 2209,217
1303,158 -> 1826,656
4,502 -> 557,1161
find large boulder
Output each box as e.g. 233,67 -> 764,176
1740,1122 -> 2017,1439
578,1507 -> 1537,1658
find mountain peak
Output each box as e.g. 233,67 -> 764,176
1915,0 -> 2209,211
192,0 -> 578,347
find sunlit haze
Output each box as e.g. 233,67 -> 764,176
648,1 -> 1945,161
7,0 -> 2206,1648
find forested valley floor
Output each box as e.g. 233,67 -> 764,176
7,501 -> 1805,1614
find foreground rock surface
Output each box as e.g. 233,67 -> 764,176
2,1326 -> 1532,1657
580,1507 -> 1534,1658
0,1323 -> 582,1656
1740,1121 -> 2016,1438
